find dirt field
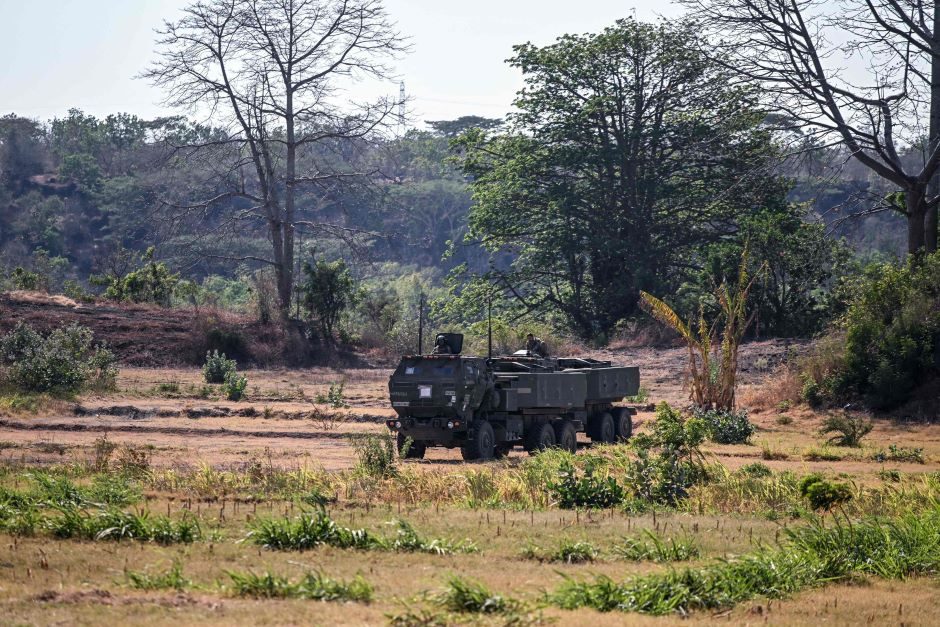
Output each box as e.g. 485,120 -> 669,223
2,338 -> 940,625
1,339 -> 937,478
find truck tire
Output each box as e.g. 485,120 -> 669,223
397,432 -> 426,459
554,420 -> 578,453
614,407 -> 633,441
461,420 -> 495,461
590,412 -> 616,444
524,422 -> 556,454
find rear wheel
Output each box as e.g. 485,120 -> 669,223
397,432 -> 426,459
614,407 -> 633,441
554,420 -> 578,453
524,422 -> 556,455
461,420 -> 495,461
590,412 -> 616,444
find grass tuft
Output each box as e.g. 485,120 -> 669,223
227,569 -> 373,602
613,530 -> 700,562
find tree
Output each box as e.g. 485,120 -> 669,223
426,116 -> 503,138
685,0 -> 940,254
146,0 -> 407,315
0,115 -> 47,190
300,257 -> 357,341
455,19 -> 788,339
679,206 -> 853,337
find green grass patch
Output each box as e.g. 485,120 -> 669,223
550,507 -> 940,615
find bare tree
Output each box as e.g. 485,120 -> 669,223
685,0 -> 940,254
145,0 -> 407,312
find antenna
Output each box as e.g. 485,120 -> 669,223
417,292 -> 425,355
398,81 -> 406,137
487,293 -> 493,358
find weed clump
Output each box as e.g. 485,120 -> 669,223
613,530 -> 700,562
522,539 -> 598,563
49,507 -> 200,543
315,382 -> 349,409
355,434 -> 398,479
390,520 -> 477,555
873,444 -> 925,464
247,509 -> 383,551
126,560 -> 190,591
227,570 -> 373,602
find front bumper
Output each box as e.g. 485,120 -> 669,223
386,416 -> 467,442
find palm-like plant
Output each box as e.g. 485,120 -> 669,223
640,249 -> 761,410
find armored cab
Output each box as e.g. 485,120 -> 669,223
386,334 -> 640,461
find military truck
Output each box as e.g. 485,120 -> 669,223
386,333 -> 640,460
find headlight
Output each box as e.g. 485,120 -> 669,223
447,420 -> 454,429
395,421 -> 402,429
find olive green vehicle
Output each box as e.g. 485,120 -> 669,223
386,333 -> 640,460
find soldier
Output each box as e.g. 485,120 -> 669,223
432,334 -> 452,354
525,333 -> 547,357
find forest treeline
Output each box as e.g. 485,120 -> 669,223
0,4 -> 932,389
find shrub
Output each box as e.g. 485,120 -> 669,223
0,322 -> 117,394
315,382 -> 349,409
91,247 -> 180,306
738,462 -> 772,478
798,473 -> 853,510
202,350 -> 236,384
819,414 -> 873,447
873,444 -> 925,464
625,403 -> 709,506
693,408 -> 756,444
222,371 -> 247,401
355,434 -> 397,479
549,461 -> 625,509
437,576 -> 517,615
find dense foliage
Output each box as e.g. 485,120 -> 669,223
0,322 -> 117,394
455,19 -> 791,338
799,252 -> 940,409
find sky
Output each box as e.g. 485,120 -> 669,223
0,0 -> 682,128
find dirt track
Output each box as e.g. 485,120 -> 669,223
8,338 -> 929,475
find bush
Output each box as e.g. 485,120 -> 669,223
872,444 -> 925,464
625,403 -> 709,506
614,530 -> 700,562
0,322 -> 117,394
202,350 -> 236,384
355,434 -> 397,479
800,253 -> 940,409
798,473 -> 853,510
819,414 -> 873,447
523,539 -> 598,563
549,461 -> 625,509
222,371 -> 247,401
693,408 -> 756,444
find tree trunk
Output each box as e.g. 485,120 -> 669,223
928,1 -> 940,253
907,186 -> 927,254
281,89 -> 296,317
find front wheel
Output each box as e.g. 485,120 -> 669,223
397,432 -> 426,459
461,420 -> 495,461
